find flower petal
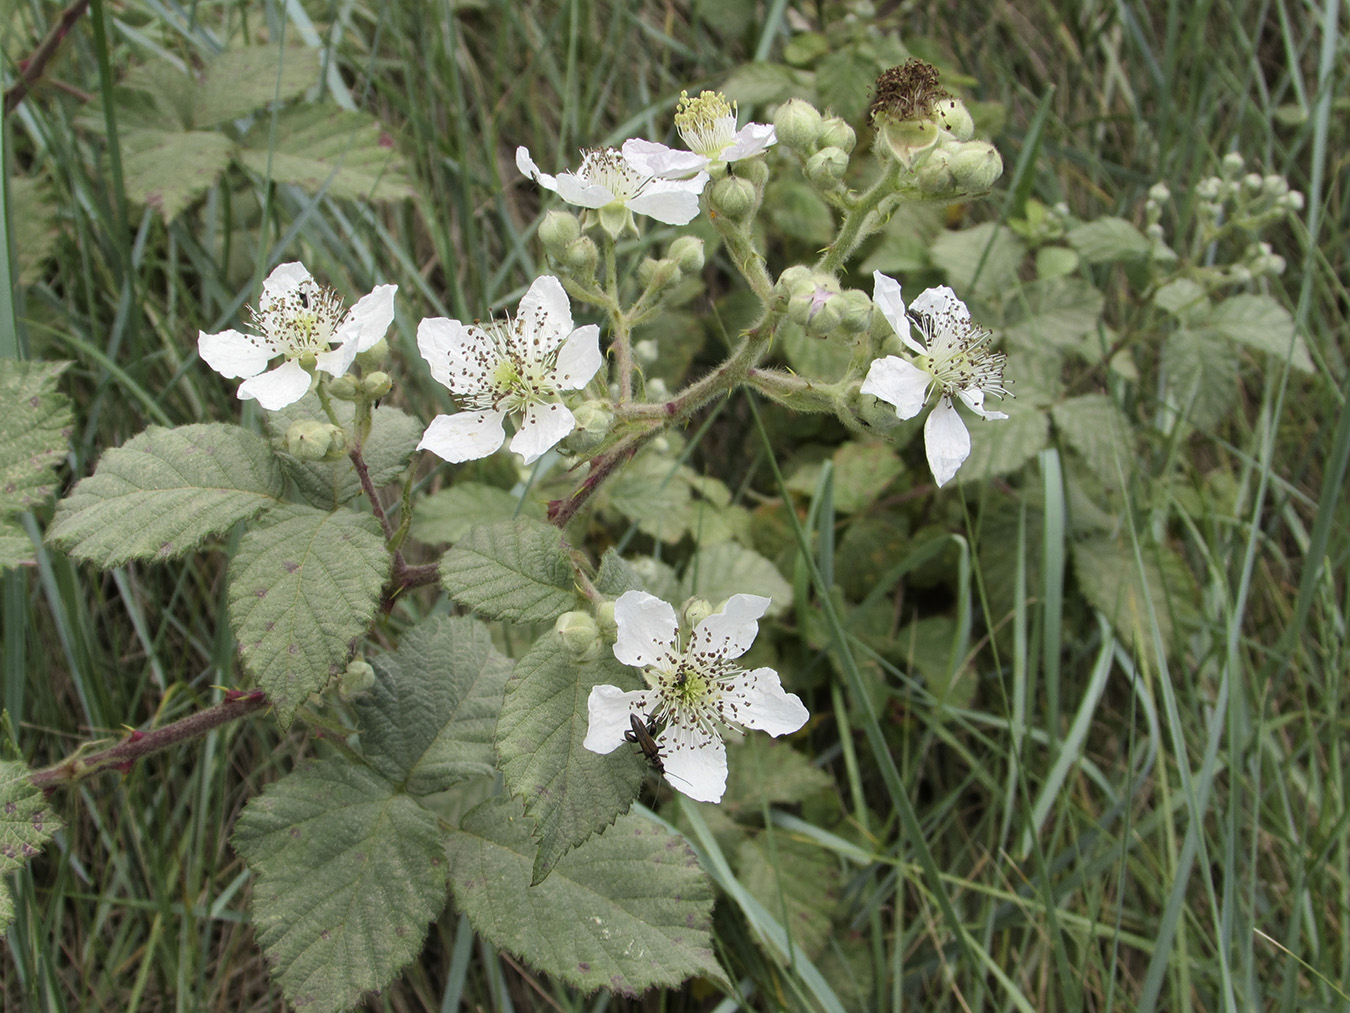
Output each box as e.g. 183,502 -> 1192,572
552,172 -> 617,209
236,358 -> 314,410
550,325 -> 603,391
956,386 -> 1008,420
924,397 -> 971,487
516,275 -> 572,350
660,725 -> 727,803
722,122 -> 776,161
336,284 -> 397,353
510,402 -> 576,464
313,340 -> 359,378
621,137 -> 709,178
260,262 -> 313,311
198,328 -> 276,379
729,667 -> 809,735
909,285 -> 971,326
628,176 -> 706,225
417,316 -> 490,393
583,684 -> 652,755
871,271 -> 922,354
417,410 -> 507,462
861,355 -> 930,420
689,593 -> 770,662
613,590 -> 680,669
515,146 -> 558,191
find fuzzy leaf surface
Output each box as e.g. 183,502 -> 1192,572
680,542 -> 792,619
1200,294 -> 1313,372
1072,535 -> 1198,656
1162,329 -> 1239,430
193,45 -> 317,127
231,759 -> 447,1013
446,797 -> 725,995
1052,394 -> 1131,484
440,519 -> 578,623
47,424 -> 283,567
120,128 -> 235,220
1066,217 -> 1151,262
496,633 -> 646,882
0,361 -> 71,568
0,760 -> 64,933
359,616 -> 513,794
229,504 -> 388,727
412,482 -> 544,545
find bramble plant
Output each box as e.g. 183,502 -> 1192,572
0,46 -> 1312,1012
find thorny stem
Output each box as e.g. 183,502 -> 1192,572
350,445 -> 397,543
29,690 -> 270,789
816,170 -> 897,276
2,0 -> 89,116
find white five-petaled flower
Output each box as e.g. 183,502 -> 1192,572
198,262 -> 396,411
861,271 -> 1010,487
417,275 -> 603,465
515,145 -> 708,226
584,590 -> 809,804
622,90 -> 776,179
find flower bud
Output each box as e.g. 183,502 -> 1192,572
354,338 -> 388,372
775,265 -> 814,299
1221,151 -> 1245,177
1262,174 -> 1289,198
286,420 -> 343,461
638,257 -> 681,290
835,289 -> 874,333
1148,183 -> 1172,204
539,209 -> 582,255
935,97 -> 975,141
804,299 -> 842,337
634,339 -> 659,366
555,610 -> 604,662
361,371 -> 393,399
915,146 -> 956,196
949,141 -> 1004,193
681,596 -> 714,631
563,399 -> 615,454
709,176 -> 756,219
736,157 -> 770,188
787,277 -> 840,327
668,235 -> 706,274
327,375 -> 361,401
818,116 -> 856,154
338,659 -> 376,699
1242,172 -> 1264,194
563,235 -> 599,277
773,98 -> 824,151
804,146 -> 849,187
1282,190 -> 1304,212
595,600 -> 617,638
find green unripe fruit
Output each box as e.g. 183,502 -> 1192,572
286,420 -> 343,461
819,116 -> 856,154
555,611 -> 604,662
361,371 -> 393,399
709,176 -> 756,219
668,235 -> 706,275
539,209 -> 582,254
774,98 -> 824,151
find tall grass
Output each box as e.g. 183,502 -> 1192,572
2,0 -> 1346,1009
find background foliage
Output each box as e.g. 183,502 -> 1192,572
2,0 -> 1347,1010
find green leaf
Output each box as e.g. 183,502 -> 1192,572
763,178 -> 835,245
781,320 -> 853,383
496,633 -> 646,882
816,46 -> 879,122
786,440 -> 903,514
720,61 -> 812,105
47,424 -> 284,567
9,176 -> 61,286
1035,246 -> 1080,280
120,128 -> 235,221
680,542 -> 793,619
238,106 -> 415,202
231,759 -> 448,1012
193,45 -> 317,127
1152,278 -> 1208,321
1200,293 -> 1313,372
930,222 -> 1025,301
594,549 -> 647,597
439,519 -> 579,623
896,615 -> 974,708
445,797 -> 726,994
1,759 -> 64,933
1066,217 -> 1151,263
359,616 -> 513,794
1051,394 -> 1132,485
228,504 -> 389,727
1072,535 -> 1197,655
603,452 -> 745,545
412,482 -> 544,545
1002,277 -> 1104,353
955,399 -> 1050,484
266,396 -> 422,509
1161,328 -> 1239,430
723,736 -> 831,811
0,361 -> 71,568
736,836 -> 840,959
859,205 -> 945,276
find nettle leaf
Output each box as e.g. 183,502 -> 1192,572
412,482 -> 544,545
956,398 -> 1050,484
193,45 -> 317,127
266,396 -> 421,509
1162,328 -> 1239,431
47,424 -> 284,567
930,222 -> 1025,301
1200,293 -> 1313,373
359,616 -> 513,794
446,797 -> 726,995
238,105 -> 415,202
231,759 -> 448,1012
0,361 -> 71,568
120,128 -> 235,221
1052,394 -> 1132,485
1002,277 -> 1105,354
229,504 -> 389,728
496,633 -> 646,883
1072,535 -> 1198,656
680,542 -> 792,619
736,836 -> 840,959
1,760 -> 64,934
440,519 -> 579,623
1066,217 -> 1151,263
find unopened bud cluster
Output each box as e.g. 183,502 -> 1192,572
776,266 -> 872,338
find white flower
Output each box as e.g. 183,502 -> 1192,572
622,90 -> 776,178
516,145 -> 707,226
198,263 -> 396,411
860,271 -> 1010,487
417,275 -> 603,465
584,590 -> 809,803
